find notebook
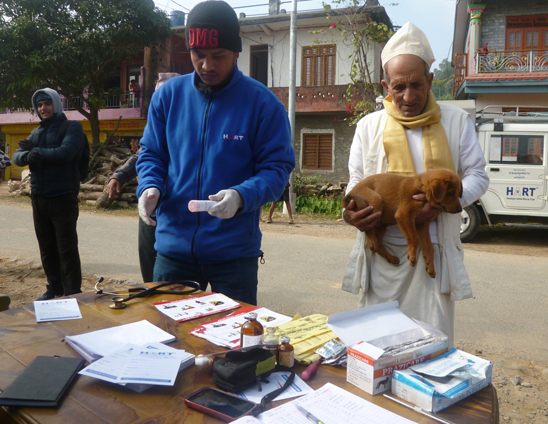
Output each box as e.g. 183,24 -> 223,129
0,356 -> 85,407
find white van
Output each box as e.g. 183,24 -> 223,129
456,105 -> 548,242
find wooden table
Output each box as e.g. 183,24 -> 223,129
0,290 -> 498,424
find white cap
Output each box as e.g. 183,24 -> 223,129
381,22 -> 435,68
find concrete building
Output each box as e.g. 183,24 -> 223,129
452,0 -> 548,112
1,2 -> 392,185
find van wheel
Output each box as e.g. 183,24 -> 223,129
460,204 -> 480,243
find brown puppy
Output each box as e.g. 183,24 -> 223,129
342,169 -> 463,278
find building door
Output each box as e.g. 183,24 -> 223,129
250,45 -> 268,86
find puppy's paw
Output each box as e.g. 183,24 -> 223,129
384,254 -> 400,265
407,255 -> 417,267
426,267 -> 436,278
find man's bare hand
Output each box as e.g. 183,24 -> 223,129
412,193 -> 442,224
343,199 -> 382,232
107,179 -> 122,199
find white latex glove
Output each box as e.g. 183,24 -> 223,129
138,187 -> 160,226
208,189 -> 242,219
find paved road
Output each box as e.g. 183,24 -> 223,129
1,204 -> 546,362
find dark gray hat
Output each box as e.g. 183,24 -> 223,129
34,92 -> 52,103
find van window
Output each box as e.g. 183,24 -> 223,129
488,134 -> 544,165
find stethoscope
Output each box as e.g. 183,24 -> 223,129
94,277 -> 201,309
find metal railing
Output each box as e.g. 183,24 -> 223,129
453,49 -> 548,98
0,91 -> 140,114
453,52 -> 468,99
476,49 -> 548,73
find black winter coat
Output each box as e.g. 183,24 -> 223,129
13,114 -> 85,196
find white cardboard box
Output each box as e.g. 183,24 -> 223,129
327,301 -> 449,395
391,348 -> 493,412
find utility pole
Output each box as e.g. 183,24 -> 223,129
286,0 -> 297,215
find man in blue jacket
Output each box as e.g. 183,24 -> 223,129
13,88 -> 86,300
136,0 -> 295,305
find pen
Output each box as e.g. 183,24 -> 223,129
296,404 -> 325,424
383,394 -> 456,424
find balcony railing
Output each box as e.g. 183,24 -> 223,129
453,49 -> 548,98
476,49 -> 548,73
0,91 -> 141,114
453,52 -> 468,99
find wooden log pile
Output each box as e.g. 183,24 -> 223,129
82,143 -> 137,208
8,142 -> 138,209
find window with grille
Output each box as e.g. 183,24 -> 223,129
301,45 -> 336,87
302,133 -> 333,170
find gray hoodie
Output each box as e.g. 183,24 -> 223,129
31,88 -> 64,120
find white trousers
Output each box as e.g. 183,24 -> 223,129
358,243 -> 455,347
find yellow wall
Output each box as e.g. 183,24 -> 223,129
2,119 -> 147,180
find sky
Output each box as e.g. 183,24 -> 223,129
153,0 -> 456,70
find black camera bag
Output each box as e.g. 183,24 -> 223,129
212,348 -> 295,414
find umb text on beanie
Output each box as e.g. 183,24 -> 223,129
185,0 -> 242,52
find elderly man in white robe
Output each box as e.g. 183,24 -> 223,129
342,22 -> 489,347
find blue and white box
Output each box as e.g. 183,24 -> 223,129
391,348 -> 493,412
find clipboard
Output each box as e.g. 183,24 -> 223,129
0,356 -> 85,407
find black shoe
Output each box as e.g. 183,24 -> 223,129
36,291 -> 62,301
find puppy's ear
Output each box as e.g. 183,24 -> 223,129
431,180 -> 448,203
459,180 -> 463,199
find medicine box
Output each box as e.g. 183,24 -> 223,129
327,301 -> 449,395
391,348 -> 493,412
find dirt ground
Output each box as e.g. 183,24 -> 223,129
1,188 -> 547,422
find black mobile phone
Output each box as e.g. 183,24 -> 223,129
184,387 -> 259,422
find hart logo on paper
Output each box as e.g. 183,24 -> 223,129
223,134 -> 245,141
188,28 -> 219,48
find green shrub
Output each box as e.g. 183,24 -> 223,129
295,195 -> 341,217
263,196 -> 341,217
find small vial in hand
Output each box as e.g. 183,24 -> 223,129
188,200 -> 218,212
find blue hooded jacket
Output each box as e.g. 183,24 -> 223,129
137,65 -> 295,264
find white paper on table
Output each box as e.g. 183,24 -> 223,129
190,306 -> 292,349
65,320 -> 175,363
79,342 -> 190,386
33,298 -> 82,322
118,343 -> 188,385
256,382 -> 416,424
237,373 -> 313,403
231,417 -> 262,424
154,293 -> 240,322
191,329 -> 238,349
79,344 -> 135,383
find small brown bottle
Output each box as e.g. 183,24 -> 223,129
278,336 -> 294,367
240,312 -> 264,348
263,327 -> 279,361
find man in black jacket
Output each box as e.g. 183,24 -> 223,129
13,88 -> 86,300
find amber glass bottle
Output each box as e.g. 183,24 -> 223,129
240,312 -> 264,347
278,336 -> 294,367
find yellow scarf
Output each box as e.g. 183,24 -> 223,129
382,93 -> 455,176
